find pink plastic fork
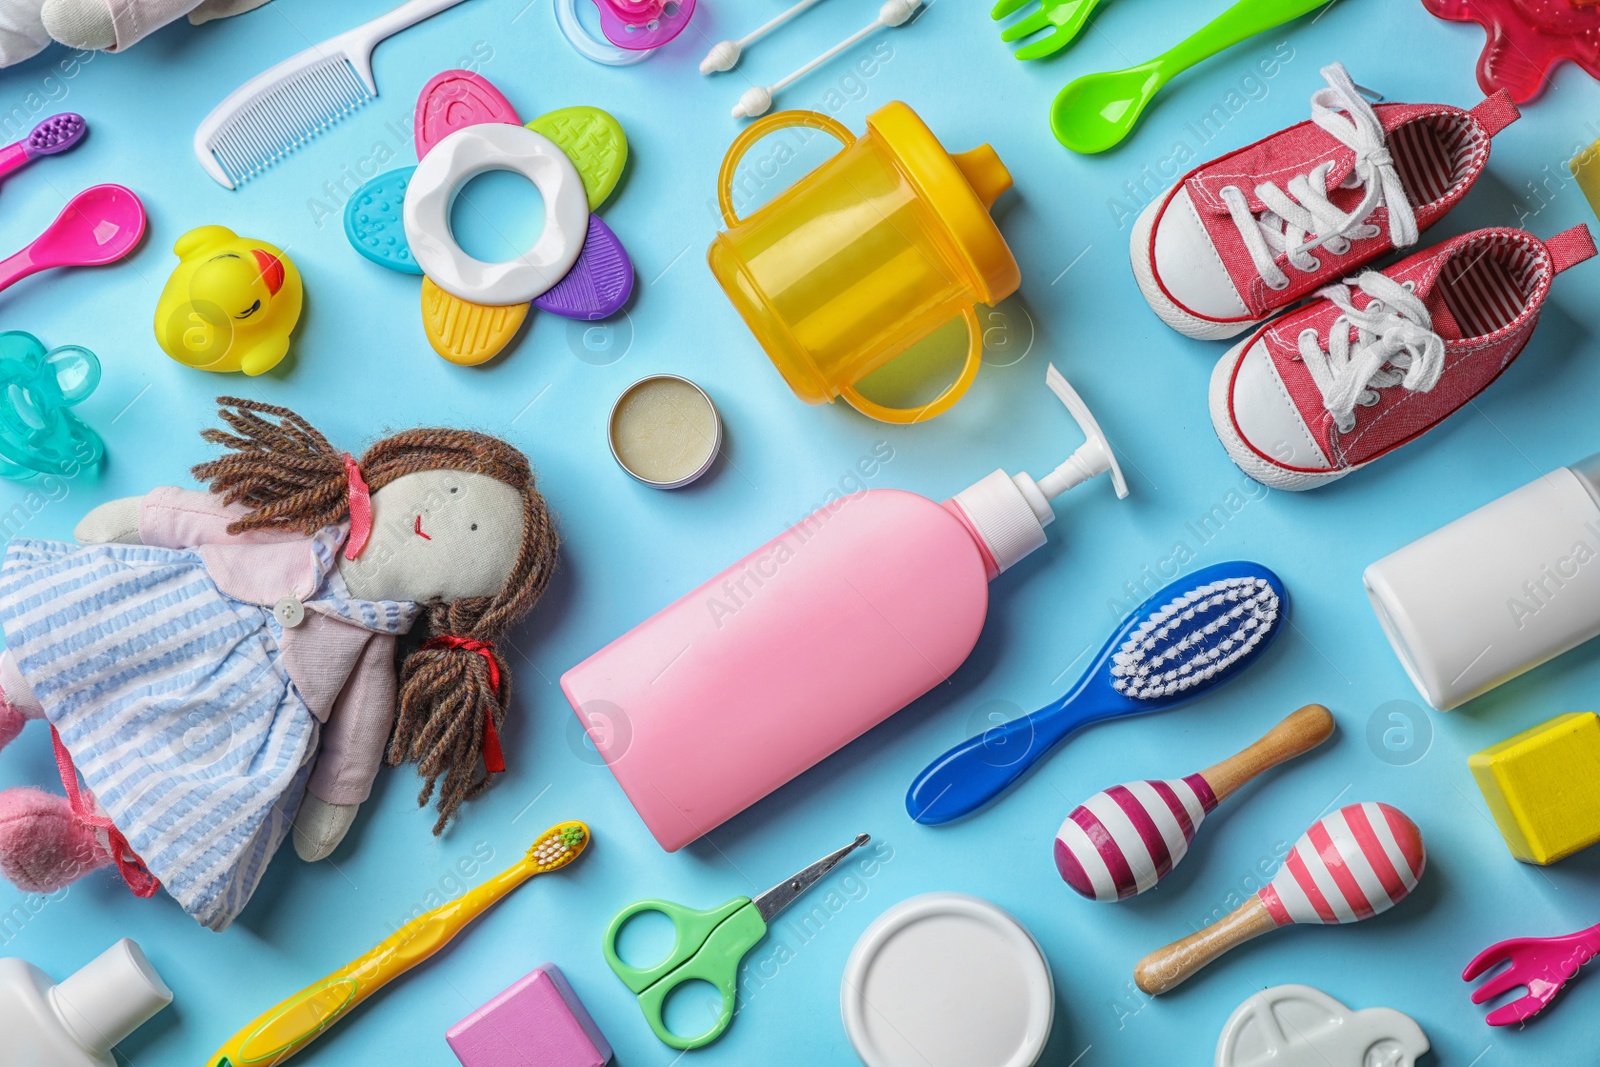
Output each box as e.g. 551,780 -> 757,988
1463,922 -> 1600,1026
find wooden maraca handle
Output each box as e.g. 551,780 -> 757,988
1134,895 -> 1279,995
1198,704 -> 1334,804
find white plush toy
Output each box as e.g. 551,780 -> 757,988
0,0 -> 271,68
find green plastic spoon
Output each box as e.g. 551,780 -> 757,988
1051,0 -> 1329,153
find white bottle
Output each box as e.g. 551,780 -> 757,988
0,939 -> 172,1067
1364,454 -> 1600,710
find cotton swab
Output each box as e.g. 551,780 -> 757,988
732,0 -> 923,120
700,0 -> 832,74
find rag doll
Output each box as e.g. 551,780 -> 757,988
0,398 -> 558,930
0,0 -> 271,69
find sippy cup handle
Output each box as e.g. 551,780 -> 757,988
837,306 -> 986,424
716,110 -> 855,227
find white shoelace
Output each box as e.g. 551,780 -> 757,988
1298,272 -> 1445,434
1221,63 -> 1419,291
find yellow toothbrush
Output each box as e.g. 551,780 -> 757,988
206,821 -> 590,1067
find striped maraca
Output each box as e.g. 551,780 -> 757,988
1055,705 -> 1334,901
1135,801 -> 1426,994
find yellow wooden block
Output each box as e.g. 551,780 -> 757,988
1469,712 -> 1600,865
420,278 -> 528,366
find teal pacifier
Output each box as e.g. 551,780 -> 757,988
0,331 -> 103,480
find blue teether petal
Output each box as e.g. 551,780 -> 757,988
345,168 -> 422,275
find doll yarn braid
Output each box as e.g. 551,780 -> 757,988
192,397 -> 559,833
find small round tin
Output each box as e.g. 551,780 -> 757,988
607,374 -> 721,489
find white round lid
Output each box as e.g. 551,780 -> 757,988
841,893 -> 1054,1067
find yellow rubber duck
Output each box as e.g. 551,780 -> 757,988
154,225 -> 303,375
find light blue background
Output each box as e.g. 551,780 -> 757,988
0,0 -> 1596,1063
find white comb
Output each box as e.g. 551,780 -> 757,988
194,0 -> 472,189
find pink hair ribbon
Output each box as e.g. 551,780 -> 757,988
343,454 -> 373,560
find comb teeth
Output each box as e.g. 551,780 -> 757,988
203,56 -> 371,187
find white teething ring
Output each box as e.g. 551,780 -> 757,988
404,124 -> 590,306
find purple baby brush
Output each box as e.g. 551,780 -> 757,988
0,114 -> 88,182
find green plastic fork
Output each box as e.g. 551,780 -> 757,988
991,0 -> 1105,61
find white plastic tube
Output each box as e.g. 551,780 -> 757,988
700,0 -> 831,74
1364,454 -> 1600,710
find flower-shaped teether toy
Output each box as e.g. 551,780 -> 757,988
0,331 -> 102,480
344,70 -> 634,366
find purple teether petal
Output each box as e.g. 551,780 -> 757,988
27,114 -> 87,157
534,215 -> 634,320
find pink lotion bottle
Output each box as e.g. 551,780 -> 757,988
561,365 -> 1128,851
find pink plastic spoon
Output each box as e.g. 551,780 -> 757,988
0,184 -> 146,294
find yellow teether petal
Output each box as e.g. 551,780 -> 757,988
421,278 -> 528,366
527,106 -> 628,211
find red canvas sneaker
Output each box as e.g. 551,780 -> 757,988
1132,62 -> 1519,340
1210,226 -> 1596,490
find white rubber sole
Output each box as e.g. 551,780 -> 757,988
1129,194 -> 1263,342
1208,334 -> 1356,492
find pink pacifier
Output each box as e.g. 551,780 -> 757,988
590,0 -> 696,49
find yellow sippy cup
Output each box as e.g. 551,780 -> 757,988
708,102 -> 1019,424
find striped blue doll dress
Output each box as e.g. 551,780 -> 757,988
0,526 -> 418,930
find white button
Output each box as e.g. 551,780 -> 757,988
274,597 -> 306,628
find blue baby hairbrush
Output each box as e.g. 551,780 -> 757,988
907,561 -> 1288,825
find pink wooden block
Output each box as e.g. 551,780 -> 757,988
446,964 -> 612,1067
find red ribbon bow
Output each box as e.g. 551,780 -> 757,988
422,636 -> 507,774
343,454 -> 372,561
51,727 -> 159,898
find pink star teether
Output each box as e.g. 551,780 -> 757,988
1421,0 -> 1600,102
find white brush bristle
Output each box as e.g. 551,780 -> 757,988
203,55 -> 371,187
1110,577 -> 1279,700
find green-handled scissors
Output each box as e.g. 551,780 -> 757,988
603,833 -> 871,1050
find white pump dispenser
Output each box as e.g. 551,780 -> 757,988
951,364 -> 1130,574
0,939 -> 172,1067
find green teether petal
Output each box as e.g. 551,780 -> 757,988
345,168 -> 422,275
528,107 -> 628,211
